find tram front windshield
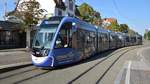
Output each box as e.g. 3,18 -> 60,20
32,24 -> 58,49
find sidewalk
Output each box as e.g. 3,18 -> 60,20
0,48 -> 32,73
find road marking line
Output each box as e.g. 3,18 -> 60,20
137,48 -> 146,63
125,61 -> 132,84
137,47 -> 150,66
114,62 -> 127,84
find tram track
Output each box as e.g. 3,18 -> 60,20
14,70 -> 50,84
0,66 -> 52,84
0,47 -> 131,84
0,46 -> 142,84
68,46 -> 139,84
95,48 -> 131,84
0,66 -> 37,80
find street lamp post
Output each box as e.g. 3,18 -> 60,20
4,0 -> 7,20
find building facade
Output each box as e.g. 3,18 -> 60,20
102,18 -> 117,28
0,21 -> 26,49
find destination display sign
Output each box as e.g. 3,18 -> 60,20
43,20 -> 60,25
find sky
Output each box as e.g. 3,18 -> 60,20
0,0 -> 150,35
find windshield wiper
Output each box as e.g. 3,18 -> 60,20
40,41 -> 50,50
41,45 -> 45,50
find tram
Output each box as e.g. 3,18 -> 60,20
31,16 -> 142,68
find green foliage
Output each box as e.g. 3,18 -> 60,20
119,24 -> 129,33
107,22 -> 120,32
144,31 -> 150,40
107,23 -> 130,33
7,0 -> 45,28
144,33 -> 147,39
107,22 -> 136,36
92,11 -> 102,26
128,29 -> 136,36
78,3 -> 94,18
78,3 -> 138,35
78,3 -> 102,26
147,31 -> 150,40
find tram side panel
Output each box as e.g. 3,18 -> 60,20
76,28 -> 97,59
97,32 -> 103,52
115,34 -> 121,48
97,29 -> 109,52
109,33 -> 117,49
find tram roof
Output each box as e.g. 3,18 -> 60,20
97,27 -> 109,33
43,16 -> 96,31
61,16 -> 97,31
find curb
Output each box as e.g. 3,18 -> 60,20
0,62 -> 32,73
0,48 -> 30,52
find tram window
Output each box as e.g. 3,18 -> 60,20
35,33 -> 43,46
55,35 -> 63,48
110,35 -> 113,41
126,37 -> 129,42
55,22 -> 73,48
103,34 -> 107,42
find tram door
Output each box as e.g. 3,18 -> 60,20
54,22 -> 79,64
98,32 -> 103,52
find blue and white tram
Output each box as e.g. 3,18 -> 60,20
31,16 -> 142,69
31,16 -> 97,68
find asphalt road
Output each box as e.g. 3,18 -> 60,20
0,41 -> 150,84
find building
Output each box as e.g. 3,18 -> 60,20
0,21 -> 26,49
103,18 -> 117,23
102,18 -> 117,27
17,0 -> 76,17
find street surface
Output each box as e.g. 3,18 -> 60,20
0,41 -> 150,84
0,49 -> 31,66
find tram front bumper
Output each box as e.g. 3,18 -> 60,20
31,55 -> 54,68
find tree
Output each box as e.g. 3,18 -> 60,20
78,3 -> 94,22
144,32 -> 147,39
128,29 -> 136,36
7,0 -> 45,48
17,0 -> 45,25
92,11 -> 102,26
144,31 -> 150,40
107,22 -> 120,32
147,31 -> 150,40
8,0 -> 45,26
78,3 -> 102,26
119,24 -> 129,33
